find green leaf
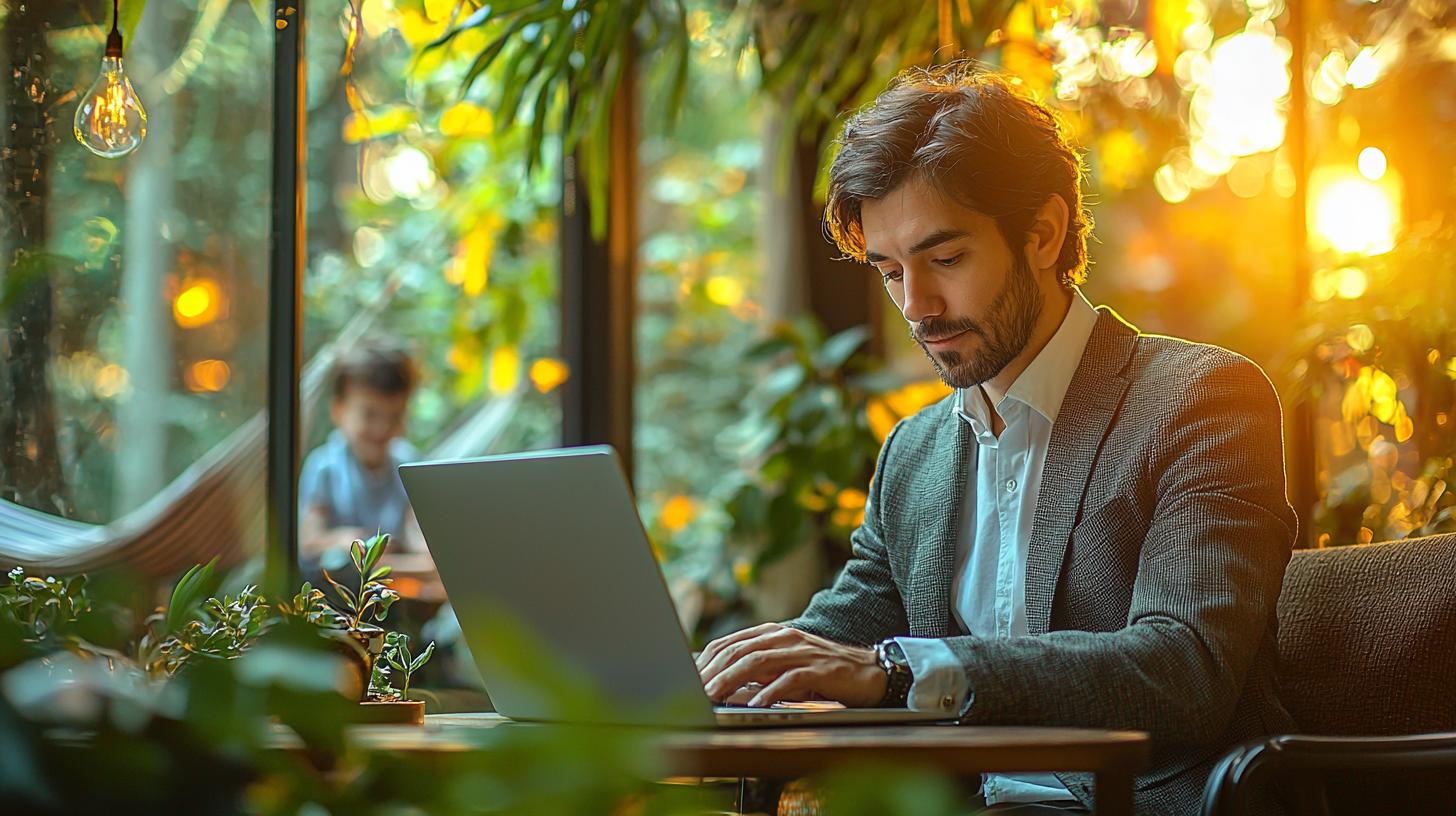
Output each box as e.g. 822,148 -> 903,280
247,0 -> 269,26
815,326 -> 870,373
363,532 -> 388,574
746,331 -> 795,361
662,0 -> 690,131
321,570 -> 357,614
165,558 -> 218,635
119,0 -> 146,42
421,1 -> 494,53
350,539 -> 365,574
367,566 -> 393,582
410,641 -> 436,673
373,590 -> 398,621
758,365 -> 805,400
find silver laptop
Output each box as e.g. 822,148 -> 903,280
399,445 -> 946,728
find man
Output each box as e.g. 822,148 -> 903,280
696,65 -> 1297,815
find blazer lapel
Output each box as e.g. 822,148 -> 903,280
911,400 -> 973,638
1024,307 -> 1138,636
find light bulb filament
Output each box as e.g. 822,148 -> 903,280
73,56 -> 148,158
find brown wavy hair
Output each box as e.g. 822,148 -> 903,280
331,336 -> 418,399
823,63 -> 1091,286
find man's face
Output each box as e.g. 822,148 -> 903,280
330,387 -> 409,469
861,179 -> 1044,390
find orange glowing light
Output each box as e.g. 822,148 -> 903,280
186,359 -> 231,393
528,358 -> 569,394
173,280 -> 222,328
659,495 -> 697,532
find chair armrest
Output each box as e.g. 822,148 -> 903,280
1202,732 -> 1456,816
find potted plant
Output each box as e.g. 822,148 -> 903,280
300,532 -> 436,723
359,631 -> 436,725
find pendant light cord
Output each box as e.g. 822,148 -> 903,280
106,0 -> 124,57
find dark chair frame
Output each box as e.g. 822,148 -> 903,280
1202,732 -> 1456,816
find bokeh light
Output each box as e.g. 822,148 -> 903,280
173,279 -> 222,328
1357,146 -> 1387,180
529,358 -> 570,394
488,345 -> 520,396
1153,16 -> 1291,202
185,359 -> 231,393
1309,166 -> 1401,256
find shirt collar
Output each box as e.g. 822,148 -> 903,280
954,287 -> 1099,433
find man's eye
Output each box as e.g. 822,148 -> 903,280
933,254 -> 963,268
879,269 -> 903,283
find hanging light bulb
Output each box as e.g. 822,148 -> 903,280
73,0 -> 147,158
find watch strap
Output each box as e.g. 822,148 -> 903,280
875,639 -> 913,708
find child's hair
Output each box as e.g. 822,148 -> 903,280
330,336 -> 418,400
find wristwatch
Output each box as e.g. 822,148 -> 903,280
874,638 -> 913,708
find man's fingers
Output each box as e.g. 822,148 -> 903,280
702,647 -> 799,701
747,667 -> 815,707
698,628 -> 800,689
695,623 -> 780,671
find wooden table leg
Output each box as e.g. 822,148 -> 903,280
1093,770 -> 1134,816
735,777 -> 787,814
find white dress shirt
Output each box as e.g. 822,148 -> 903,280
895,287 -> 1099,805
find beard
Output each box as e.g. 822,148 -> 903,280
912,252 -> 1043,390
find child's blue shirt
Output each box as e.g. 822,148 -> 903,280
298,429 -> 420,542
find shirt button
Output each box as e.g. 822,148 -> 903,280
1005,478 -> 1017,492
941,695 -> 955,710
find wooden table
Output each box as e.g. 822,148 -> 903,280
346,713 -> 1150,815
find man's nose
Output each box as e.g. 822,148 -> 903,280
899,268 -> 943,326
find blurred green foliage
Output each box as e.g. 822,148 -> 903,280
721,321 -> 882,573
0,564 -> 989,815
1295,216 -> 1456,545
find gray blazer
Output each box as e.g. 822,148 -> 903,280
786,306 -> 1297,815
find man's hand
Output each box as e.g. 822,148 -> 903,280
696,623 -> 887,708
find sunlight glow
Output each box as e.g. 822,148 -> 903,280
1357,147 -> 1388,180
1345,46 -> 1385,89
1310,167 -> 1401,256
1193,25 -> 1290,158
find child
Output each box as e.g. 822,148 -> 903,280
299,336 -> 425,561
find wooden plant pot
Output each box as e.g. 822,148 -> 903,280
327,626 -> 384,701
357,698 -> 425,725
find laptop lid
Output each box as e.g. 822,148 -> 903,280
399,445 -> 717,727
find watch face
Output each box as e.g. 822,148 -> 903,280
884,640 -> 909,668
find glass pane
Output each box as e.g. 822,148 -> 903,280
300,0 -> 562,703
635,4 -> 765,641
0,1 -> 272,570
301,0 -> 562,486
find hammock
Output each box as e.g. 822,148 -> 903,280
0,281 -> 521,576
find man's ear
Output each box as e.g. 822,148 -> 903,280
329,395 -> 345,427
1025,194 -> 1070,276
